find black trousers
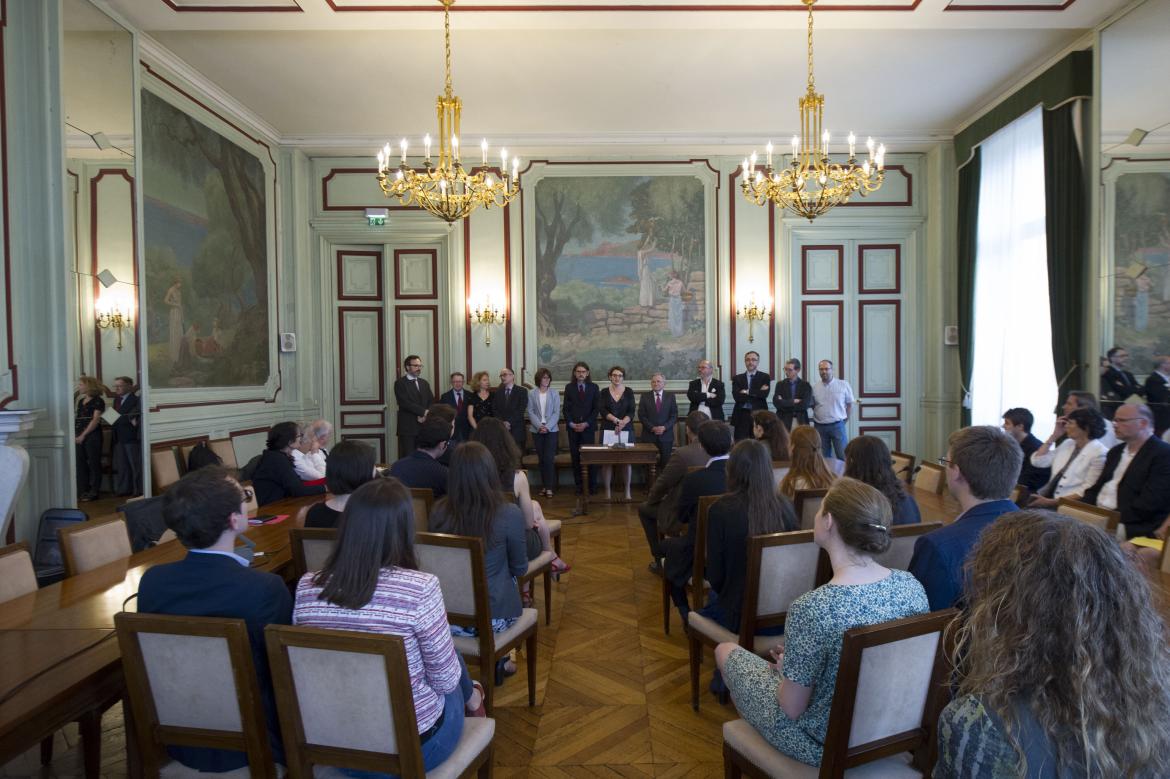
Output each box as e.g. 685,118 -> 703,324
112,440 -> 142,495
567,424 -> 598,492
533,431 -> 558,490
76,433 -> 102,496
637,502 -> 661,558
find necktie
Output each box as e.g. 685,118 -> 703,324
455,392 -> 462,411
578,384 -> 585,401
505,387 -> 511,402
655,393 -> 662,413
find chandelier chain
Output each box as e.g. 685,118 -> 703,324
806,0 -> 815,93
443,0 -> 453,99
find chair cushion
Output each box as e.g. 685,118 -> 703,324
722,720 -> 920,778
545,519 -> 562,536
453,608 -> 538,657
312,720 -> 493,779
687,613 -> 783,656
163,762 -> 285,778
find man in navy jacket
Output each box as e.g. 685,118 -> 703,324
908,426 -> 1022,610
564,361 -> 600,495
137,467 -> 292,772
388,416 -> 451,497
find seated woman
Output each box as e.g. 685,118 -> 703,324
304,440 -> 376,529
843,435 -> 920,525
294,478 -> 485,775
752,409 -> 791,465
429,441 -> 528,682
714,478 -> 929,767
937,511 -> 1170,777
291,423 -> 326,482
1027,407 -> 1109,507
779,425 -> 837,501
470,417 -> 569,576
250,422 -> 327,507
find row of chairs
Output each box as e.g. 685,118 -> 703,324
151,437 -> 239,492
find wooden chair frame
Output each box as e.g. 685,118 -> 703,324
114,612 -> 277,778
1010,484 -> 1026,505
289,527 -> 338,581
518,552 -> 554,627
410,487 -> 435,533
1056,497 -> 1121,533
793,488 -> 828,530
914,461 -> 947,495
415,532 -> 538,713
0,540 -> 34,598
724,608 -> 958,779
890,451 -> 917,484
661,494 -> 719,636
265,625 -> 493,779
149,445 -> 184,493
57,514 -> 131,577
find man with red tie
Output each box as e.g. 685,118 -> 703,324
564,361 -> 600,496
439,372 -> 472,442
638,372 -> 679,467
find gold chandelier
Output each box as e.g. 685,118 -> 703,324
375,0 -> 518,223
742,0 -> 885,221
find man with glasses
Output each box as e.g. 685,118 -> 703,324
729,351 -> 770,440
493,367 -> 528,451
773,358 -> 812,429
1083,403 -> 1170,539
394,354 -> 433,458
907,426 -> 1022,610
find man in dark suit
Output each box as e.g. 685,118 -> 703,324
638,372 -> 678,467
492,367 -> 528,451
439,371 -> 472,442
137,467 -> 292,772
564,361 -> 600,496
1001,407 -> 1050,492
729,351 -> 771,440
908,426 -> 1022,610
1101,346 -> 1142,419
110,375 -> 141,496
773,358 -> 813,429
393,354 -> 433,458
685,359 -> 725,420
1144,355 -> 1170,437
388,416 -> 451,497
1083,403 -> 1170,539
662,420 -> 732,622
638,411 -> 708,571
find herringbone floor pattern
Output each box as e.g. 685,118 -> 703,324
2,498 -> 737,777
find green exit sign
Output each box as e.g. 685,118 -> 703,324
367,216 -> 386,227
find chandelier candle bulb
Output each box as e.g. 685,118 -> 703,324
400,139 -> 408,164
424,134 -> 432,161
822,130 -> 829,159
452,135 -> 459,161
512,157 -> 519,181
766,141 -> 773,168
791,135 -> 799,159
480,138 -> 487,166
848,132 -> 856,159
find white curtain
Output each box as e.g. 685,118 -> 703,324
970,106 -> 1059,440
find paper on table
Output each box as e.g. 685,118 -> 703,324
602,430 -> 629,446
1129,536 -> 1163,551
101,407 -> 120,425
248,514 -> 289,526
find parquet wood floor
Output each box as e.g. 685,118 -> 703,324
1,497 -> 736,777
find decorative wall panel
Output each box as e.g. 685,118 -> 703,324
337,249 -> 383,300
394,249 -> 437,299
858,300 -> 901,397
395,306 -> 439,390
338,307 -> 384,405
802,301 -> 844,373
858,244 -> 900,294
801,245 -> 844,295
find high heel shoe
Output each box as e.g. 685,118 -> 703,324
551,556 -> 571,574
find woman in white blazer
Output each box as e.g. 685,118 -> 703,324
1027,406 -> 1110,507
527,367 -> 562,497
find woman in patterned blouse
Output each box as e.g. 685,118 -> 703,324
936,511 -> 1170,778
713,478 -> 929,767
294,477 -> 485,774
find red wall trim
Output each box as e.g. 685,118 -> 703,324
839,164 -> 913,208
337,248 -> 384,301
0,0 -> 17,409
857,299 -> 902,398
90,169 -> 142,384
395,304 -> 441,392
229,425 -> 270,438
801,300 -> 845,378
945,0 -> 1073,10
338,306 -> 386,405
392,248 -> 437,300
801,245 -> 845,295
857,424 -> 902,449
464,216 -> 473,378
503,202 -> 514,371
340,409 -> 386,428
161,0 -> 303,10
858,402 -> 902,421
857,243 -> 901,294
728,165 -> 776,376
326,0 -> 921,11
321,167 -> 422,212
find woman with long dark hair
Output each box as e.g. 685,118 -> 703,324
752,409 -> 791,464
303,440 -> 376,529
843,435 -> 920,525
294,478 -> 485,773
249,422 -> 327,506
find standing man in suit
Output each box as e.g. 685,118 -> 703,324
564,361 -> 600,496
773,358 -> 813,429
110,375 -> 141,496
393,354 -> 433,459
137,466 -> 292,772
1083,403 -> 1170,539
493,367 -> 528,451
440,372 -> 472,442
1101,346 -> 1142,419
686,359 -> 725,420
729,351 -> 770,440
1143,355 -> 1170,437
638,371 -> 679,467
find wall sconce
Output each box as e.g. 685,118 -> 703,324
96,291 -> 133,350
736,292 -> 772,343
468,296 -> 506,346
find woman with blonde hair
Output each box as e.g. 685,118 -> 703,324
779,424 -> 836,500
714,478 -> 928,767
74,375 -> 108,501
937,510 -> 1170,777
466,370 -> 493,431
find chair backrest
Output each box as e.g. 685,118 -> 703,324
115,612 -> 276,777
740,530 -> 820,641
690,495 -> 721,606
872,522 -> 943,572
290,527 -> 338,581
772,463 -> 789,488
178,439 -> 207,472
265,625 -> 430,777
414,532 -> 490,646
208,437 -> 239,470
150,446 -> 183,493
117,495 -> 167,552
1160,538 -> 1170,574
793,488 -> 828,531
1010,484 -> 1025,505
31,508 -> 87,584
410,487 -> 434,533
557,426 -> 569,451
58,515 -> 132,576
1056,498 -> 1120,533
914,461 -> 946,495
890,451 -> 916,484
0,542 -> 37,603
820,609 -> 958,777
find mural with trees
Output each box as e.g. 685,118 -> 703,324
1112,170 -> 1170,371
533,175 -> 707,380
141,90 -> 270,389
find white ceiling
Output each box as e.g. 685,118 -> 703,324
91,0 -> 1145,154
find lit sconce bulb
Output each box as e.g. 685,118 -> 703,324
400,138 -> 408,164
485,174 -> 493,187
756,171 -> 764,183
742,158 -> 749,175
439,178 -> 447,194
377,150 -> 385,171
862,160 -> 871,177
866,136 -> 875,162
396,170 -> 404,181
818,173 -> 827,185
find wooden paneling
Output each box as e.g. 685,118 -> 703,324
802,301 -> 844,375
336,249 -> 383,301
858,300 -> 901,397
801,245 -> 844,295
393,249 -> 437,299
395,305 -> 439,391
337,307 -> 385,405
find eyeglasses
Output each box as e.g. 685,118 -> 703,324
242,488 -> 254,502
1113,417 -> 1141,425
936,457 -> 953,468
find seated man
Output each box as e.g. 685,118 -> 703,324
638,411 -> 708,572
662,420 -> 733,621
388,415 -> 451,497
1001,407 -> 1050,492
426,403 -> 458,466
137,466 -> 292,772
1083,403 -> 1170,539
908,426 -> 1021,610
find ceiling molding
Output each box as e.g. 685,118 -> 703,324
322,0 -> 921,12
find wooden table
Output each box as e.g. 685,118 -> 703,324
576,444 -> 662,515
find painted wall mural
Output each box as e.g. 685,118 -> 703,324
1111,169 -> 1170,371
533,175 -> 707,380
141,89 -> 270,389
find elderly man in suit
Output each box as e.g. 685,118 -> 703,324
564,361 -> 601,497
111,375 -> 142,496
729,351 -> 771,440
1083,403 -> 1170,539
493,367 -> 529,451
439,371 -> 472,442
638,411 -> 708,572
686,359 -> 725,420
773,358 -> 813,429
393,354 -> 433,458
638,372 -> 678,467
1143,355 -> 1170,437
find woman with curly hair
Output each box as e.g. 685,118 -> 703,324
937,510 -> 1170,777
751,409 -> 790,464
843,435 -> 920,525
779,425 -> 836,500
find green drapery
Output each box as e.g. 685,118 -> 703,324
1043,103 -> 1086,402
956,149 -> 981,427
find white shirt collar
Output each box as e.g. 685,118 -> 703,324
705,454 -> 730,467
188,548 -> 249,567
